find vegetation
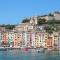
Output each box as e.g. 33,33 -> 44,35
44,25 -> 56,33
54,11 -> 60,14
22,18 -> 30,23
46,20 -> 60,24
37,18 -> 60,25
48,13 -> 54,16
37,18 -> 46,25
37,17 -> 60,33
44,21 -> 60,33
0,24 -> 15,30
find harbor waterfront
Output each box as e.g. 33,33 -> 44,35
0,50 -> 60,60
0,31 -> 60,51
0,11 -> 60,59
0,0 -> 60,60
0,12 -> 60,50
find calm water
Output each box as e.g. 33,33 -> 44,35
0,50 -> 60,60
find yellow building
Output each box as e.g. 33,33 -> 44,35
35,32 -> 46,48
18,32 -> 22,47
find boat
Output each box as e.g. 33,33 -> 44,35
22,48 -> 29,51
37,47 -> 45,53
0,47 -> 7,51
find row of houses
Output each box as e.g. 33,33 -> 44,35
0,11 -> 60,50
0,30 -> 60,50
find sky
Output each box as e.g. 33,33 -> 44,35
0,0 -> 60,24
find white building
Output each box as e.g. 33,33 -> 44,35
30,16 -> 37,24
30,32 -> 35,48
54,12 -> 60,20
8,31 -> 14,47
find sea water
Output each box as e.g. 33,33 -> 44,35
0,50 -> 60,60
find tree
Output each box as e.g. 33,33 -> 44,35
44,25 -> 55,33
22,18 -> 30,23
5,24 -> 15,30
54,11 -> 60,14
37,18 -> 46,25
0,24 -> 15,30
48,13 -> 54,16
46,20 -> 60,24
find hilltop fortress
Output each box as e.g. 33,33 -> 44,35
30,11 -> 60,24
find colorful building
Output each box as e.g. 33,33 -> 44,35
31,32 -> 35,48
58,32 -> 60,50
2,31 -> 9,47
22,31 -> 29,48
13,32 -> 19,48
26,32 -> 31,48
8,31 -> 14,47
46,33 -> 54,49
53,32 -> 59,49
17,32 -> 22,47
0,31 -> 2,47
35,32 -> 46,48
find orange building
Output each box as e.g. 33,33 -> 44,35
47,37 -> 53,48
45,33 -> 54,49
2,32 -> 9,47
